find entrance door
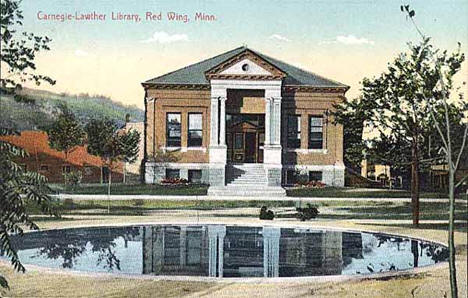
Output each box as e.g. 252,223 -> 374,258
244,132 -> 257,163
226,114 -> 264,163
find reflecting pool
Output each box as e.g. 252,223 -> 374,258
5,225 -> 448,278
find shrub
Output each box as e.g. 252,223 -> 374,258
259,206 -> 275,220
161,178 -> 189,185
63,170 -> 82,188
296,203 -> 319,221
62,198 -> 75,209
132,199 -> 145,206
295,180 -> 326,188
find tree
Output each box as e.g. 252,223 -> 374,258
400,5 -> 467,297
85,119 -> 140,211
119,129 -> 140,184
357,36 -> 464,225
0,0 -> 55,89
47,107 -> 85,160
0,128 -> 58,290
332,96 -> 374,172
1,0 -> 57,291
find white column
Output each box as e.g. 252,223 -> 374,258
273,98 -> 281,145
219,97 -> 226,146
265,98 -> 272,145
208,225 -> 226,277
263,227 -> 280,277
210,97 -> 219,146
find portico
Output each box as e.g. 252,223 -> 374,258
207,79 -> 284,187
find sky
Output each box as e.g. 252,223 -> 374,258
11,0 -> 468,108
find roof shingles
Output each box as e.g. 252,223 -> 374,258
143,46 -> 347,88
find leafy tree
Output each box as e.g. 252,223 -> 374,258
332,96 -> 374,171
0,128 -> 58,290
1,0 -> 57,291
119,129 -> 140,183
85,119 -> 140,211
400,5 -> 467,297
47,107 -> 85,160
0,0 -> 55,89
357,36 -> 464,225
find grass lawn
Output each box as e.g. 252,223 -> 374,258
50,183 -> 464,200
286,187 -> 460,199
51,183 -> 208,196
25,199 -> 468,221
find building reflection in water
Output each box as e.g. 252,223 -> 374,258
141,226 -> 363,278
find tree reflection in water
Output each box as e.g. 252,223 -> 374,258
32,227 -> 140,271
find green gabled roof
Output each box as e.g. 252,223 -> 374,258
143,46 -> 348,88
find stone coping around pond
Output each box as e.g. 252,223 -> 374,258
51,194 -> 462,203
3,220 -> 451,284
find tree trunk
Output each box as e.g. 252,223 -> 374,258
123,165 -> 126,184
107,168 -> 112,214
411,140 -> 420,225
448,162 -> 458,298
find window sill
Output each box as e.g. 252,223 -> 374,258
286,148 -> 328,154
162,146 -> 206,153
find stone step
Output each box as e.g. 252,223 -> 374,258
207,186 -> 286,197
227,181 -> 268,186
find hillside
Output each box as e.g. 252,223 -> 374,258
0,88 -> 144,131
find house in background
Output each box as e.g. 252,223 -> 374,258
142,46 -> 348,195
430,153 -> 468,192
360,160 -> 403,189
0,130 -> 123,183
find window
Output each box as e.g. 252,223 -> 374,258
40,165 -> 49,171
84,166 -> 93,176
287,115 -> 301,148
286,170 -> 298,185
234,133 -> 243,149
166,113 -> 181,147
309,116 -> 323,149
166,169 -> 180,179
309,171 -> 322,182
188,113 -> 203,147
188,170 -> 202,183
62,165 -> 71,173
186,231 -> 202,265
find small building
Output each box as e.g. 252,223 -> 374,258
142,46 -> 349,195
0,130 -> 123,183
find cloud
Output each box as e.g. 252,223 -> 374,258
269,34 -> 290,42
141,31 -> 189,44
74,49 -> 89,57
320,35 -> 374,46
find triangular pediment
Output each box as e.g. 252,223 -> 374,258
205,49 -> 286,80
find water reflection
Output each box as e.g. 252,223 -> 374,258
6,225 -> 448,278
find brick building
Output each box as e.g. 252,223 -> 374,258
142,46 -> 348,195
0,130 -> 123,183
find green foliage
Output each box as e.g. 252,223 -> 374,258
332,97 -> 372,171
119,129 -> 140,163
85,118 -> 140,200
296,203 -> 319,221
0,0 -> 55,88
259,206 -> 274,220
0,128 -> 59,289
361,38 -> 464,167
62,171 -> 83,188
47,107 -> 85,158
